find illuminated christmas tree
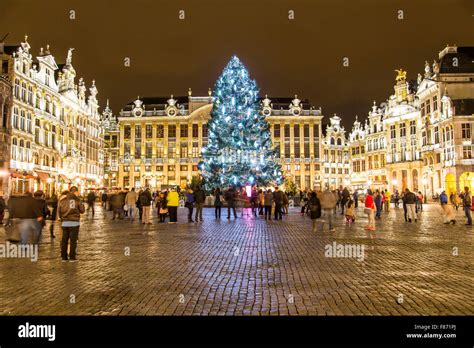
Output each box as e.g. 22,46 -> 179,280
200,56 -> 282,190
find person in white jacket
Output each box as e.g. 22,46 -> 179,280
125,188 -> 138,221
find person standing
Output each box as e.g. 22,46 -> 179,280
282,191 -> 289,215
185,188 -> 195,223
58,186 -> 85,262
125,188 -> 138,221
193,186 -> 206,222
462,186 -> 472,225
225,187 -> 237,219
383,189 -> 391,212
308,191 -> 322,233
353,190 -> 359,209
214,188 -> 223,219
263,189 -> 273,220
158,192 -> 168,223
139,188 -> 153,224
417,191 -> 424,212
364,189 -> 376,231
86,190 -> 96,216
374,190 -> 383,219
101,191 -> 108,209
33,190 -> 49,243
258,189 -> 264,216
403,188 -> 417,223
320,188 -> 337,232
394,190 -> 400,208
0,192 -> 6,225
440,191 -> 448,205
167,188 -> 179,223
340,187 -> 350,215
440,191 -> 456,225
273,187 -> 284,220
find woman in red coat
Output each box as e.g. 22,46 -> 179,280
364,189 -> 376,231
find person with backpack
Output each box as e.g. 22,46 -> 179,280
193,186 -> 206,222
462,186 -> 472,225
140,188 -> 153,224
308,191 -> 322,233
214,187 -> 223,219
58,186 -> 85,262
185,188 -> 195,223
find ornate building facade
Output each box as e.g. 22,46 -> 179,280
0,70 -> 12,195
347,45 -> 474,196
321,114 -> 350,189
114,91 -> 324,190
0,36 -> 104,195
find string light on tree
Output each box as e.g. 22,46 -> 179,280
199,56 -> 282,189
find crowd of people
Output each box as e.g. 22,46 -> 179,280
0,183 -> 471,262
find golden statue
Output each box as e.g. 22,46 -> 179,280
395,69 -> 407,82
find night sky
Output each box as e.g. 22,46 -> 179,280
1,0 -> 473,129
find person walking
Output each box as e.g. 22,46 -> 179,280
403,188 -> 417,223
364,189 -> 376,231
462,186 -> 472,225
193,186 -> 206,222
264,189 -> 273,220
139,188 -> 153,224
345,197 -> 355,224
214,188 -> 223,219
320,188 -> 337,232
58,186 -> 85,262
308,191 -> 322,233
125,188 -> 138,221
167,188 -> 179,223
8,192 -> 44,244
394,190 -> 400,208
86,190 -> 96,216
440,191 -> 456,225
417,191 -> 424,212
225,187 -> 237,219
185,188 -> 195,222
383,189 -> 391,212
374,190 -> 383,219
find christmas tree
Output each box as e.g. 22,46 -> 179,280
200,56 -> 282,190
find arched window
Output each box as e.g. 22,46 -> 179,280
12,138 -> 17,160
33,152 -> 39,165
14,79 -> 20,98
12,107 -> 18,129
21,82 -> 27,101
330,137 -> 335,145
412,169 -> 419,190
51,157 -> 56,168
337,138 -> 342,146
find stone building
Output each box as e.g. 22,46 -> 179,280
0,70 -> 12,195
0,36 -> 104,195
115,91 -> 323,190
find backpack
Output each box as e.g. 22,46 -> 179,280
140,192 -> 150,206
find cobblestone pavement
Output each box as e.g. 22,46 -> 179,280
0,203 -> 472,316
